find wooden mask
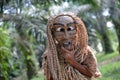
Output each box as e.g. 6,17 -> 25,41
52,15 -> 77,51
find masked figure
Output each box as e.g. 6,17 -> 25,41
42,13 -> 101,80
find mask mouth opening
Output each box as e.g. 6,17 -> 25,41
63,41 -> 72,47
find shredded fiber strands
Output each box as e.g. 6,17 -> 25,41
42,13 -> 101,80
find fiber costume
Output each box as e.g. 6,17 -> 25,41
42,13 -> 101,80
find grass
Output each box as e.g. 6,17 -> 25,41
96,52 -> 120,80
96,52 -> 119,63
98,61 -> 120,80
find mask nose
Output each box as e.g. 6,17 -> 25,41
64,30 -> 69,39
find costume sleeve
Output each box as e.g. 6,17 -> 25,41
82,47 -> 101,78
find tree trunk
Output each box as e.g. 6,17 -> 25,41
16,24 -> 37,80
26,55 -> 37,80
19,43 -> 37,80
113,21 -> 120,54
102,32 -> 114,53
96,9 -> 114,53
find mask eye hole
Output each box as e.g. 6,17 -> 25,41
67,26 -> 75,31
56,27 -> 64,32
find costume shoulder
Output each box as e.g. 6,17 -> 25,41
42,49 -> 49,58
87,46 -> 97,61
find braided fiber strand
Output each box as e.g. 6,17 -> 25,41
46,17 -> 65,80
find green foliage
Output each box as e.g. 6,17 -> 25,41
70,0 -> 99,8
0,27 -> 13,79
0,24 -> 26,79
117,0 -> 120,9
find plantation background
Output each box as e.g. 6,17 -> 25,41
0,0 -> 120,80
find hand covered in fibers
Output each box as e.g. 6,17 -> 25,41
61,47 -> 93,78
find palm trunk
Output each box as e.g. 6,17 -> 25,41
96,9 -> 114,53
113,21 -> 120,54
16,24 -> 37,80
26,57 -> 37,80
109,0 -> 120,54
102,32 -> 114,53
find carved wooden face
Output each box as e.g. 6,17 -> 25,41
52,16 -> 77,50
